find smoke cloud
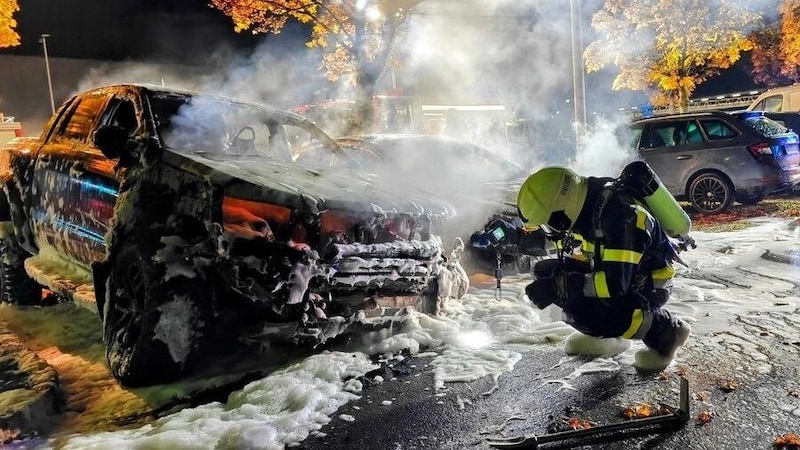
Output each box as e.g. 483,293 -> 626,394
70,1 -> 708,243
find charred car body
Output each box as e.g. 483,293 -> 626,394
293,134 -> 550,274
0,84 -> 467,386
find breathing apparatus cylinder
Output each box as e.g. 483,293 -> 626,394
620,160 -> 691,237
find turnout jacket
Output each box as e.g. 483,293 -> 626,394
561,177 -> 676,315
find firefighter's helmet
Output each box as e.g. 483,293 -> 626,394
516,166 -> 588,232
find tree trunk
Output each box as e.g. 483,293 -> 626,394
351,68 -> 378,135
343,8 -> 399,136
678,85 -> 690,113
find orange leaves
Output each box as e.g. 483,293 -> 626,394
209,0 -> 319,34
564,417 -> 594,430
697,410 -> 715,424
620,403 -> 654,419
0,0 -> 20,49
718,378 -> 739,393
586,0 -> 760,110
751,0 -> 800,85
774,433 -> 800,448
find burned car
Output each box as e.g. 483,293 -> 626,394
0,84 -> 466,386
293,134 -> 550,273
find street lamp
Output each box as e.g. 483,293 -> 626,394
39,33 -> 55,115
570,0 -> 586,143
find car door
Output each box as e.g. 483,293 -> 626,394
637,119 -> 703,193
30,90 -> 129,267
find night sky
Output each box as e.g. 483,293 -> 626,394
5,0 -> 271,64
3,0 -> 757,96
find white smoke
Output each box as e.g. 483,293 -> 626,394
69,1 -> 656,236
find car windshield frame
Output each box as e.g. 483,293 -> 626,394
146,91 -> 339,161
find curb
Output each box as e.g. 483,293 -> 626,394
0,322 -> 63,444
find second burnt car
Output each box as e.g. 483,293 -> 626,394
0,84 -> 467,386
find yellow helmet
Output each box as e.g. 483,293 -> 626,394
516,166 -> 588,231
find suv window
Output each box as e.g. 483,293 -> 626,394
646,121 -> 688,148
741,115 -> 790,138
685,121 -> 703,143
699,119 -> 737,140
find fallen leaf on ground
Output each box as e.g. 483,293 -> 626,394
774,433 -> 800,448
697,410 -> 714,425
694,391 -> 711,402
719,379 -> 739,392
621,403 -> 653,419
564,417 -> 594,430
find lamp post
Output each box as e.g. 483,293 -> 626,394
39,33 -> 55,115
570,0 -> 586,143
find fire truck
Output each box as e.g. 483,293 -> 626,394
0,113 -> 23,144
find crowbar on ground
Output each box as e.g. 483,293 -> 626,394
486,377 -> 690,449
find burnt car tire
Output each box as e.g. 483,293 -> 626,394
688,173 -> 733,214
0,237 -> 42,305
103,243 -> 211,386
735,193 -> 764,206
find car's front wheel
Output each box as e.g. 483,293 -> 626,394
103,242 -> 211,386
688,173 -> 733,214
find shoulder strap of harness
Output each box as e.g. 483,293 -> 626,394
589,179 -> 618,271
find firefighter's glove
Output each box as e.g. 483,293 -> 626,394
526,277 -> 557,309
525,270 -> 583,310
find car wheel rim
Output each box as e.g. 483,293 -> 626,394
110,264 -> 145,348
692,177 -> 727,213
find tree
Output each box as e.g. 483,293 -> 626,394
210,0 -> 422,134
584,0 -> 759,112
0,0 -> 21,49
751,0 -> 800,86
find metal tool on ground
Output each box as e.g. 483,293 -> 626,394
487,377 -> 690,449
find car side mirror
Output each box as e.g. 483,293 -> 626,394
93,125 -> 131,160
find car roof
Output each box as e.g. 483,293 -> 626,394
84,83 -> 305,121
632,110 -> 735,124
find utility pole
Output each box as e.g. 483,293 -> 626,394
570,0 -> 586,143
39,34 -> 55,114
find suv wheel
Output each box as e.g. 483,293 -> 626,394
688,173 -> 733,214
103,242 -> 211,386
0,237 -> 42,305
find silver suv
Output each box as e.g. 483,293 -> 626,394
630,111 -> 800,213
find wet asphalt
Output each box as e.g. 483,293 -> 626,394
295,341 -> 799,450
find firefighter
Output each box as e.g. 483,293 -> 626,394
516,165 -> 691,369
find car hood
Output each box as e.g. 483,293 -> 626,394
331,134 -> 525,209
164,150 -> 456,218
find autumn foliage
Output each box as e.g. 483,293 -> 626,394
751,0 -> 800,86
209,0 -> 422,134
584,0 -> 758,113
0,0 -> 20,49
